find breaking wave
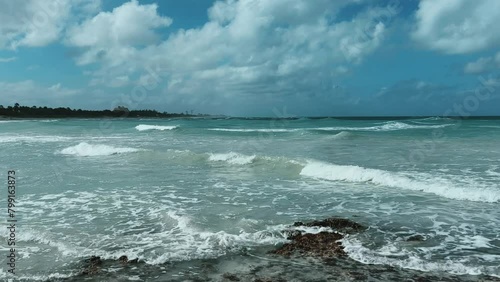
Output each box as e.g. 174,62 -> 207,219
311,121 -> 452,132
59,142 -> 141,157
342,238 -> 500,277
208,128 -> 297,133
208,152 -> 257,165
135,124 -> 179,131
299,160 -> 500,203
207,122 -> 452,134
150,149 -> 500,203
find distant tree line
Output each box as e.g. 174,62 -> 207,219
0,103 -> 204,118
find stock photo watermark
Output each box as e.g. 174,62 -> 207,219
6,170 -> 17,275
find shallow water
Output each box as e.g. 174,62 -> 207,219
1,118 -> 499,281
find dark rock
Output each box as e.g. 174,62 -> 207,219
81,256 -> 102,275
222,273 -> 241,281
85,255 -> 102,265
118,255 -> 139,264
294,217 -> 365,234
407,235 -> 425,242
118,255 -> 128,264
271,231 -> 345,258
273,217 -> 365,259
283,230 -> 302,240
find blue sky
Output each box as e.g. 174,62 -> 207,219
1,0 -> 499,116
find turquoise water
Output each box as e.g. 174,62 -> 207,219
1,118 -> 500,281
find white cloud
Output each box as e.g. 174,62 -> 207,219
66,0 -> 172,66
464,57 -> 495,74
0,80 -> 81,106
464,51 -> 500,74
71,0 -> 393,113
0,0 -> 102,49
0,57 -> 16,63
413,0 -> 500,54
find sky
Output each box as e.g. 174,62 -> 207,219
0,0 -> 499,117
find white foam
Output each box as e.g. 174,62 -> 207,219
208,128 -> 296,132
0,135 -> 74,143
60,142 -> 140,157
147,211 -> 287,265
37,119 -> 59,122
330,131 -> 353,140
342,238 -> 500,277
208,152 -> 256,165
313,121 -> 452,132
135,124 -> 178,131
300,160 -> 500,202
0,120 -> 27,123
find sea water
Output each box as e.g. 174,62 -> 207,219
0,118 -> 499,281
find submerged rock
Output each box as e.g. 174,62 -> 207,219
81,255 -> 139,275
273,217 -> 365,259
81,256 -> 102,275
406,235 -> 426,242
222,273 -> 241,281
118,255 -> 139,264
293,217 -> 365,233
271,231 -> 345,258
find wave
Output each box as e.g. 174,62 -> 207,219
312,121 -> 452,132
147,212 -> 288,265
37,119 -> 59,123
0,135 -> 74,143
135,124 -> 178,131
207,122 -> 452,134
163,149 -> 500,202
60,142 -> 141,157
329,131 -> 354,140
342,238 -> 499,277
164,149 -> 499,203
208,128 -> 297,133
0,120 -> 27,123
299,161 -> 500,203
208,152 -> 257,165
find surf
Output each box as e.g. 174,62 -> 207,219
59,142 -> 141,157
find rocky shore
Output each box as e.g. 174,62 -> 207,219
72,217 -> 499,282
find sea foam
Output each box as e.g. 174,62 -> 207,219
208,128 -> 296,132
135,124 -> 178,131
342,238 -> 500,277
312,121 -> 452,132
300,160 -> 500,203
60,142 -> 140,157
208,152 -> 257,165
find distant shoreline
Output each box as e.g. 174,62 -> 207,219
1,104 -> 499,120
2,115 -> 500,120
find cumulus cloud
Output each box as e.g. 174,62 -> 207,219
68,0 -> 395,114
464,57 -> 495,74
0,80 -> 82,107
412,0 -> 500,54
463,51 -> 500,74
0,0 -> 101,49
65,0 -> 172,66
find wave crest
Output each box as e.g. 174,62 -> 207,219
135,124 -> 178,131
60,142 -> 140,157
300,161 -> 500,203
208,152 -> 257,165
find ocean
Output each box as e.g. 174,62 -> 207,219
1,118 -> 499,281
